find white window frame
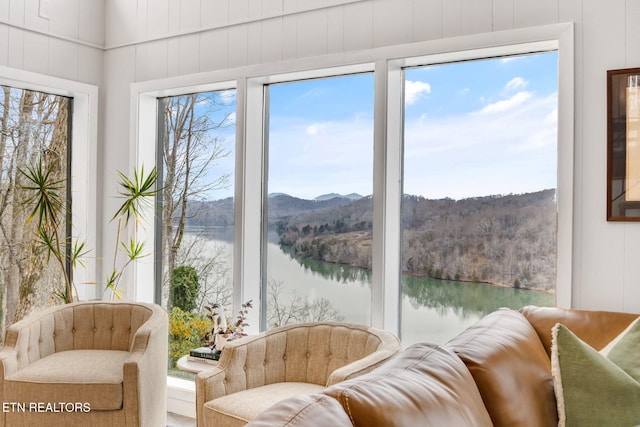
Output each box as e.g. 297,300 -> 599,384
0,66 -> 99,300
132,23 -> 574,417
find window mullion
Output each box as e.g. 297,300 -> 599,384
372,60 -> 403,335
236,77 -> 265,334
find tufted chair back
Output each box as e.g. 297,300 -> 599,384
216,322 -> 399,395
4,302 -> 154,370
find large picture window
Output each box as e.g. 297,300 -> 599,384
401,52 -> 559,345
264,74 -> 374,328
157,89 -> 236,376
140,29 -> 572,397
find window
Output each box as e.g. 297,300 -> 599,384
137,26 -> 573,398
264,74 -> 374,328
401,52 -> 559,345
157,89 -> 236,377
0,86 -> 71,335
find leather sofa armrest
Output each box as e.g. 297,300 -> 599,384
520,305 -> 639,355
326,347 -> 399,386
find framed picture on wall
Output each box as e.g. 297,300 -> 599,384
607,67 -> 640,221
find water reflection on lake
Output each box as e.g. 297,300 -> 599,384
193,229 -> 554,346
401,276 -> 554,345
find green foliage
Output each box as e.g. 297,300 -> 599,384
168,307 -> 211,368
105,166 -> 159,300
20,161 -> 159,302
19,160 -> 89,303
170,266 -> 200,312
112,166 -> 159,224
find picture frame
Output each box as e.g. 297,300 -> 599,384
607,67 -> 640,221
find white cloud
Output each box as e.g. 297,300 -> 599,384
225,112 -> 236,125
500,56 -> 518,64
306,123 -> 328,136
405,80 -> 431,105
505,77 -> 527,91
269,118 -> 374,199
476,91 -> 532,115
220,90 -> 236,102
403,90 -> 558,199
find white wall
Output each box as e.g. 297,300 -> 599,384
3,0 -> 637,313
0,0 -> 104,85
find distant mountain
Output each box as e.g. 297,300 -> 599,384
315,193 -> 363,201
267,194 -> 358,218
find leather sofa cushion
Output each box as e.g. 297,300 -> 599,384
203,382 -> 325,427
447,308 -> 557,427
5,349 -> 129,411
247,394 -> 354,427
321,343 -> 492,427
521,305 -> 639,356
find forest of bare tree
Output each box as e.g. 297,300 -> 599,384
275,189 -> 557,291
0,87 -> 70,337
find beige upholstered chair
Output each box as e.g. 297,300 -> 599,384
196,322 -> 401,427
0,301 -> 168,427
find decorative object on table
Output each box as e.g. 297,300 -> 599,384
607,67 -> 640,220
193,299 -> 253,361
189,346 -> 221,362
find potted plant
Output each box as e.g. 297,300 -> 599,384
19,161 -> 158,303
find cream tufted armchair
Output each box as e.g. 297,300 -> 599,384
196,322 -> 401,427
0,301 -> 168,427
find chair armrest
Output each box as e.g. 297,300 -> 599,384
195,338 -> 255,401
0,346 -> 18,415
0,346 -> 18,378
123,305 -> 168,427
195,366 -> 227,426
326,347 -> 399,386
0,305 -> 60,372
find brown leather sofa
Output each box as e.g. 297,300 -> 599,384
246,306 -> 638,427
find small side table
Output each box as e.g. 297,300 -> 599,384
176,355 -> 219,374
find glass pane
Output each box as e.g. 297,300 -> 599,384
401,52 -> 558,346
0,87 -> 71,337
158,90 -> 236,377
265,74 -> 374,329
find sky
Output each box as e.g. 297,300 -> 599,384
268,51 -> 558,200
203,50 -> 559,201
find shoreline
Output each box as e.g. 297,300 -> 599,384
283,243 -> 555,295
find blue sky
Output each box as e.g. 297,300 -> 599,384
268,73 -> 375,199
209,51 -> 558,201
403,52 -> 558,199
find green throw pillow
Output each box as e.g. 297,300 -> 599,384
601,317 -> 640,382
551,321 -> 640,427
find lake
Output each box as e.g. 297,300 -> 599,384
188,229 -> 554,346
